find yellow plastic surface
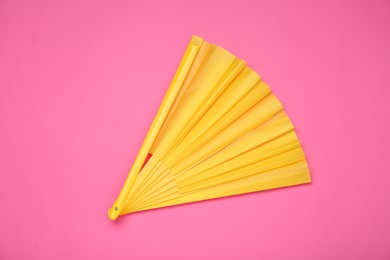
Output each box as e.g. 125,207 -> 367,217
108,36 -> 311,220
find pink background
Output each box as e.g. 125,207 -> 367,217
1,0 -> 390,259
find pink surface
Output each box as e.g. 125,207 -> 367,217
1,0 -> 390,259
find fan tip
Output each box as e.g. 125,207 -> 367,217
108,207 -> 120,221
190,35 -> 203,46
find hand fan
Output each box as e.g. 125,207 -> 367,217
108,36 -> 311,220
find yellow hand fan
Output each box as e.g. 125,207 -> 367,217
108,36 -> 311,220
